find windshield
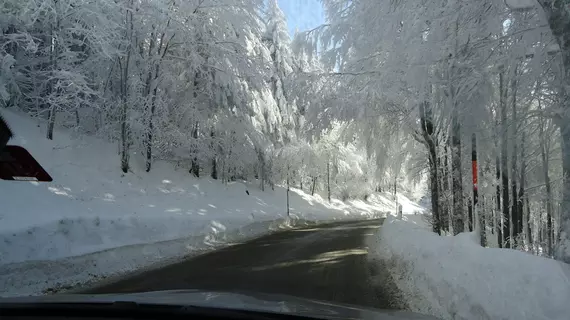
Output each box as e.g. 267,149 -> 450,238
1,0 -> 570,319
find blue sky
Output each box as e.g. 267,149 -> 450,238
277,0 -> 325,36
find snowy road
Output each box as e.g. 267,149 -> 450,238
83,219 -> 393,308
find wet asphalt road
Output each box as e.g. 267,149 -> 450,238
83,219 -> 391,308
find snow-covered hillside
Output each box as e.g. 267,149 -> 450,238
369,217 -> 570,320
0,109 -> 419,296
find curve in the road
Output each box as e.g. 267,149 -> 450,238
83,219 -> 393,309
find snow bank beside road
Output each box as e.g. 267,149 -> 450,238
0,109 -> 403,296
369,216 -> 570,320
0,217 -> 311,297
0,109 -> 383,265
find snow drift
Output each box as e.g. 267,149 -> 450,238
369,216 -> 570,320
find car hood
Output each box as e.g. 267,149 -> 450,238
0,289 -> 438,320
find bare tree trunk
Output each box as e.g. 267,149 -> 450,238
430,169 -> 440,234
46,106 -> 56,140
394,179 -> 398,215
221,158 -> 226,184
443,144 -> 450,232
543,131 -> 554,256
533,205 -> 540,254
495,110 -> 503,248
525,194 -> 532,249
420,100 -> 441,234
142,30 -> 156,172
438,143 -> 450,232
145,89 -> 157,172
447,145 -> 454,234
536,210 -> 544,254
120,57 -> 130,174
120,97 -> 130,173
546,164 -> 554,255
519,126 -> 527,247
311,176 -> 317,196
286,164 -> 290,217
538,89 -> 553,256
211,157 -> 218,180
145,28 -> 173,172
75,109 -> 80,127
260,166 -> 265,191
511,68 -> 521,245
119,0 -> 134,174
517,106 -> 528,248
467,201 -> 473,231
211,130 -> 218,180
500,67 -> 511,248
451,109 -> 464,234
557,121 -> 570,260
447,19 -> 464,235
473,133 -> 484,245
46,18 -> 59,141
470,134 -> 477,233
327,161 -> 331,202
258,149 -> 265,191
496,154 -> 502,248
190,122 -> 200,177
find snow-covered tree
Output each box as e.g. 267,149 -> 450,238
286,0 -> 570,259
5,0 -> 570,263
263,0 -> 298,143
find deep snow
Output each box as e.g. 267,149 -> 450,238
369,216 -> 570,320
0,109 -> 418,296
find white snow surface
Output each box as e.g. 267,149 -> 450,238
369,216 -> 570,320
0,109 -> 413,296
504,0 -> 537,10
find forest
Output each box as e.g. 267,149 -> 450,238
2,0 -> 570,263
